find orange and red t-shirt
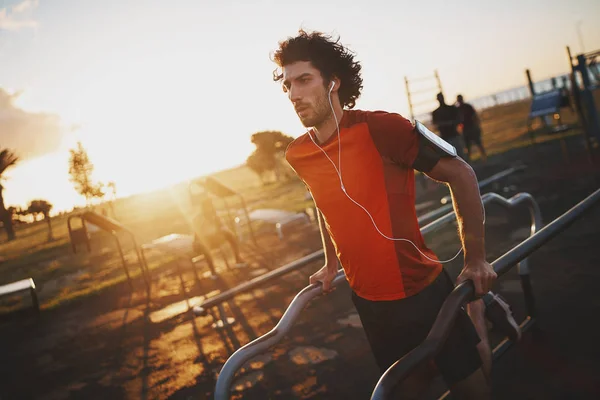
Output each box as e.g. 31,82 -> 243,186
285,109 -> 442,301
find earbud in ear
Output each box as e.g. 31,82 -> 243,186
329,81 -> 335,92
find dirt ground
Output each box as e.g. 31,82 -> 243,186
1,133 -> 600,400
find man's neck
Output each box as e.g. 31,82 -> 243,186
313,108 -> 344,144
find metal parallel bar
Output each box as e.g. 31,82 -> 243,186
211,192 -> 542,399
478,165 -> 527,190
129,234 -> 151,292
491,317 -> 535,361
193,250 -> 324,316
238,195 -> 259,247
370,187 -> 600,400
437,316 -> 536,399
213,271 -> 347,398
421,165 -> 527,225
421,192 -> 540,238
114,233 -> 133,290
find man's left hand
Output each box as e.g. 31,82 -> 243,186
457,260 -> 497,297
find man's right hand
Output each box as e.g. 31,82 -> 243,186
309,264 -> 339,294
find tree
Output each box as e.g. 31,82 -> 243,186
68,142 -> 105,205
27,199 -> 54,241
246,151 -> 273,183
250,131 -> 294,155
246,131 -> 295,183
0,149 -> 19,241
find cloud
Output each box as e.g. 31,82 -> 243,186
0,0 -> 38,31
12,0 -> 38,13
0,88 -> 65,160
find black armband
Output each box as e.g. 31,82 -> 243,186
411,121 -> 457,173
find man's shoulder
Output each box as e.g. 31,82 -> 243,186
285,133 -> 311,160
347,109 -> 412,126
348,109 -> 414,141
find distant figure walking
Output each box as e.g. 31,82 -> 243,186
456,94 -> 487,162
432,93 -> 467,161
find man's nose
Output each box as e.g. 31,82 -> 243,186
288,85 -> 301,103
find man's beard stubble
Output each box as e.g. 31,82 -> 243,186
299,94 -> 332,129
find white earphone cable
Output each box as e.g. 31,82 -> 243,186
306,83 -> 480,264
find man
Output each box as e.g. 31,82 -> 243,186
432,92 -> 468,162
272,30 -> 520,399
192,192 -> 247,274
457,94 -> 487,162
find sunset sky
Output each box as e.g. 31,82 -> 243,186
1,0 -> 599,213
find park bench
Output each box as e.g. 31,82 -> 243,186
0,278 -> 39,313
527,88 -> 572,137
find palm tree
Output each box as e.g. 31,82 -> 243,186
0,149 -> 19,241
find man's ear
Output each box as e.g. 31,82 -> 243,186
331,76 -> 341,91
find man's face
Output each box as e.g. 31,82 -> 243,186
282,61 -> 331,128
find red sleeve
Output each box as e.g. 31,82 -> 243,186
366,111 -> 419,167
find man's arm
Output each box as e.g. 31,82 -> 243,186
309,209 -> 339,293
317,210 -> 337,268
424,157 -> 497,296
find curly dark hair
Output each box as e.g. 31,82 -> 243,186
271,30 -> 363,109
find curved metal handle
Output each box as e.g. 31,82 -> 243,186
371,188 -> 600,400
213,271 -> 347,398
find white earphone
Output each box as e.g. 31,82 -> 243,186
306,80 -> 466,264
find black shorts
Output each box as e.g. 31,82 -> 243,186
351,270 -> 482,387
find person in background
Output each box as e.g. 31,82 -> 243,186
456,94 -> 487,162
432,92 -> 468,162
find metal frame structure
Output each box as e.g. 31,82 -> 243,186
139,235 -> 239,328
566,47 -> 600,162
437,165 -> 526,207
189,176 -> 258,246
67,211 -> 149,292
370,188 -> 600,399
405,70 -> 444,123
210,191 -> 544,399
